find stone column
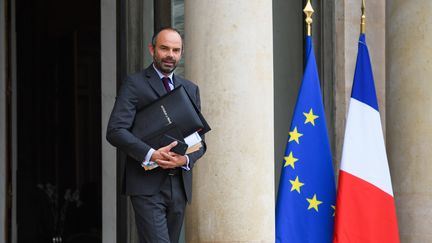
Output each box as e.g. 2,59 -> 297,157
184,1 -> 274,242
387,1 -> 432,242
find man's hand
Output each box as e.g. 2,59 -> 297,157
151,141 -> 187,169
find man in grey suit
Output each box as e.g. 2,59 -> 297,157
106,27 -> 206,243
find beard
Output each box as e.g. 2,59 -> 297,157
153,56 -> 178,74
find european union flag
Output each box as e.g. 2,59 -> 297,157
276,36 -> 336,243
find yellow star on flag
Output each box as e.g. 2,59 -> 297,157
284,152 -> 298,169
306,194 -> 323,212
303,108 -> 319,126
331,205 -> 336,216
289,176 -> 305,193
288,127 -> 303,144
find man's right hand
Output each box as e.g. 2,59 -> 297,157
150,141 -> 178,169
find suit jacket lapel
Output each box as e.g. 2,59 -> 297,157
145,65 -> 166,97
173,74 -> 184,89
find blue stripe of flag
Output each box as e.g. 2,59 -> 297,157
351,34 -> 379,111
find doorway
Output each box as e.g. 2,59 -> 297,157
15,0 -> 101,242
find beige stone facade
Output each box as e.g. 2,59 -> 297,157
387,1 -> 432,242
1,0 -> 432,242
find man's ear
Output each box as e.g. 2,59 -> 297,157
148,44 -> 155,57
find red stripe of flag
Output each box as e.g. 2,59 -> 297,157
334,171 -> 400,243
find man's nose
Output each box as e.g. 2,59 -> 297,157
166,49 -> 174,57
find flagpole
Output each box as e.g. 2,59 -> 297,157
361,0 -> 366,34
303,0 -> 314,36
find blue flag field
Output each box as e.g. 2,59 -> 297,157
275,36 -> 336,243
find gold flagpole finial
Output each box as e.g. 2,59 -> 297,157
361,0 -> 366,34
303,0 -> 314,36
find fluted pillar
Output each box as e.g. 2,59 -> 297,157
184,1 -> 274,242
387,1 -> 432,242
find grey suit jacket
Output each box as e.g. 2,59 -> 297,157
106,64 -> 206,202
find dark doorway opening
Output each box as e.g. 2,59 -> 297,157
15,0 -> 101,242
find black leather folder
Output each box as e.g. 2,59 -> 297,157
131,85 -> 210,154
142,123 -> 189,155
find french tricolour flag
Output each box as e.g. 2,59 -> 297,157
333,34 -> 400,243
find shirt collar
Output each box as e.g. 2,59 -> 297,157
153,64 -> 174,84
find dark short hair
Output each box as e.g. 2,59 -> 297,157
151,27 -> 183,47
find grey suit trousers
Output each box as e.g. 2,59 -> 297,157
130,172 -> 187,243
